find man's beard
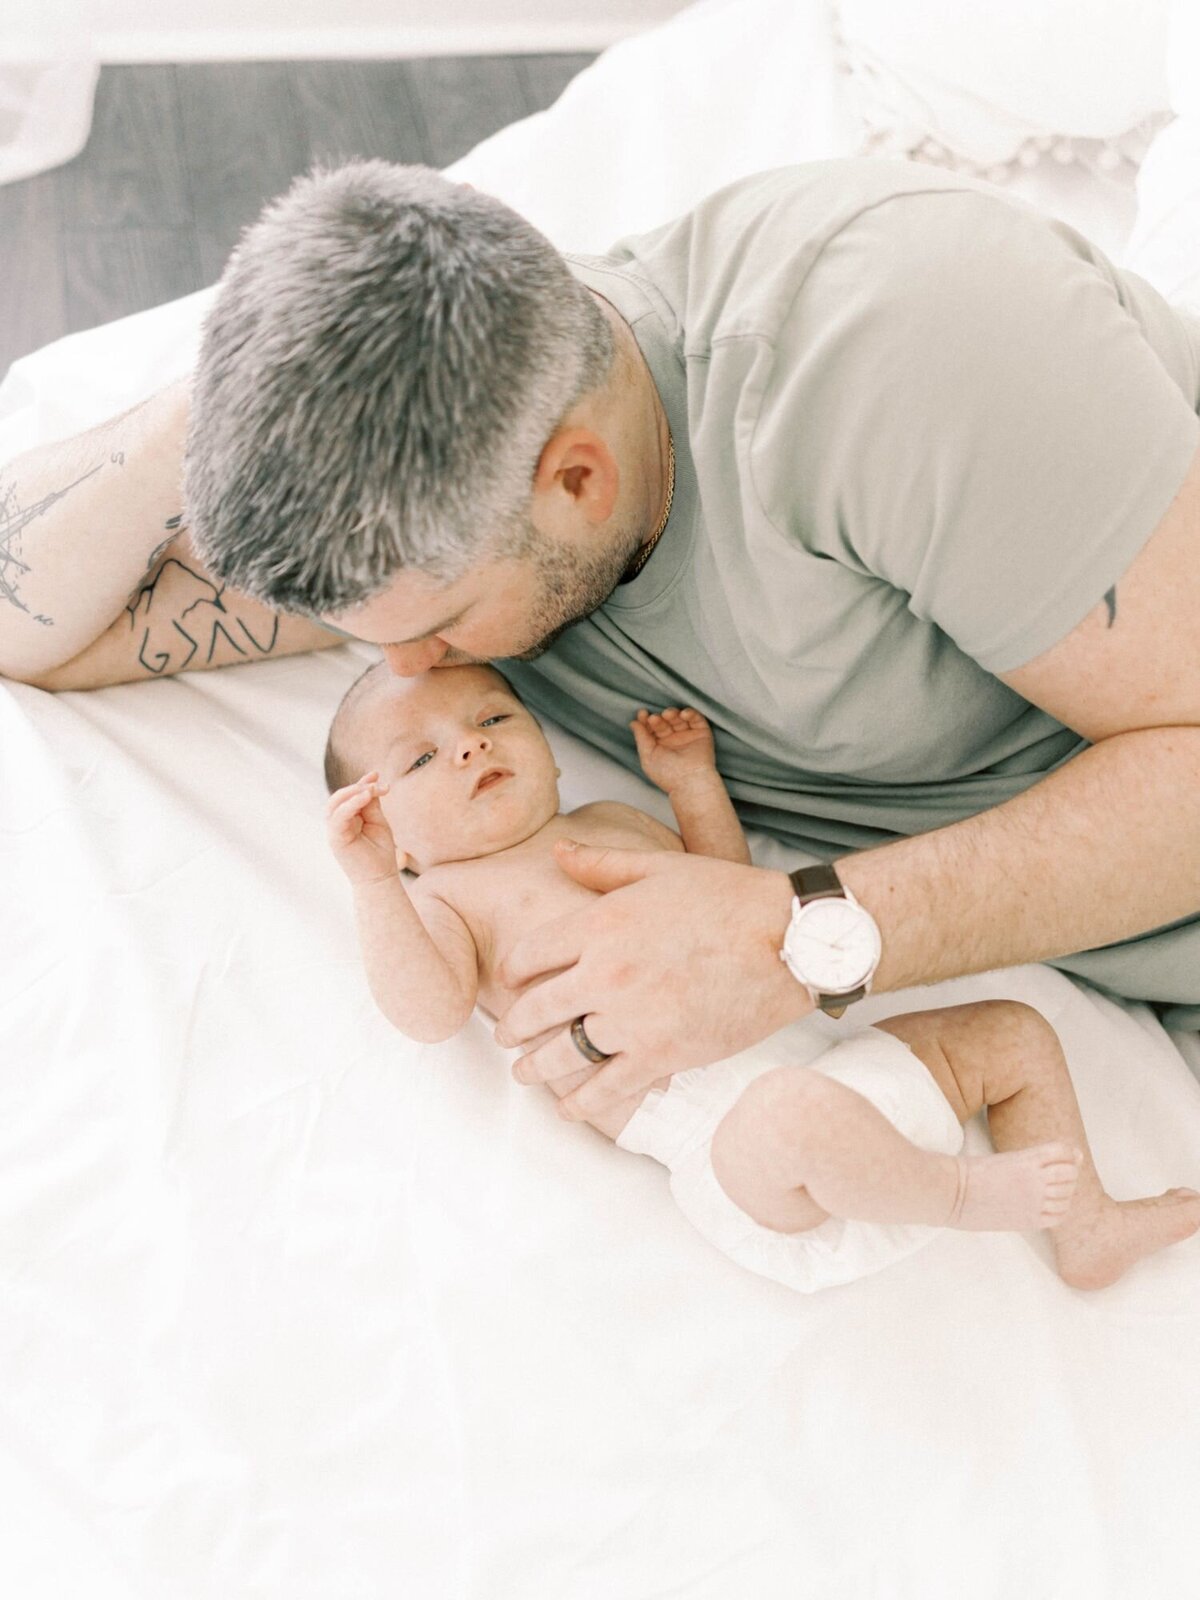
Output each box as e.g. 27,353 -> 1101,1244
434,518 -> 639,666
512,524 -> 644,658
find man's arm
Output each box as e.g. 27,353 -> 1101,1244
26,527 -> 345,690
836,725 -> 1200,993
0,377 -> 342,689
492,442 -> 1200,1119
837,439 -> 1200,992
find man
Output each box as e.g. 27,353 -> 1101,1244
3,158 -> 1199,1122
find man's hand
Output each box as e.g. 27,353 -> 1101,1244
493,839 -> 812,1121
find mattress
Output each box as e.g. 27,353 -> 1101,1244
4,4 -> 1200,1596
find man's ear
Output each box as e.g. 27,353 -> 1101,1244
532,428 -> 619,525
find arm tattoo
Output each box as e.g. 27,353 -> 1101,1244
124,554 -> 280,675
1103,586 -> 1118,628
0,463 -> 105,623
129,515 -> 186,598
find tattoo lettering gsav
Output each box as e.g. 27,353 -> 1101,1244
125,551 -> 279,674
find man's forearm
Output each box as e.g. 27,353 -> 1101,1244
27,530 -> 345,691
833,727 -> 1200,992
1,379 -> 346,690
0,378 -> 192,680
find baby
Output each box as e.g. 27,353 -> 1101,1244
324,660 -> 1200,1293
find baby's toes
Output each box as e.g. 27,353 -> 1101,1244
1039,1141 -> 1083,1170
1043,1165 -> 1083,1202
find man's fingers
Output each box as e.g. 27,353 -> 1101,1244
494,964 -> 583,1048
552,839 -> 660,893
495,912 -> 584,990
510,1021 -> 609,1085
509,1027 -> 571,1076
557,1057 -> 647,1121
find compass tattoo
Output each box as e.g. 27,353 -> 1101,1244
0,464 -> 104,623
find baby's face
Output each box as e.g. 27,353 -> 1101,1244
350,664 -> 560,870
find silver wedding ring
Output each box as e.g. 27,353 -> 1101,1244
570,1016 -> 613,1065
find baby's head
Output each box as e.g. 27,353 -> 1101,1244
324,661 -> 561,872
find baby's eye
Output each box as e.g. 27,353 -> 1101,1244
480,714 -> 510,727
407,750 -> 435,772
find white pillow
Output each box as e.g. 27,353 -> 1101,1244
0,61 -> 98,187
1125,0 -> 1200,310
833,0 -> 1173,185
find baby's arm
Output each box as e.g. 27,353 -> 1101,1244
327,773 -> 478,1042
631,707 -> 751,864
353,877 -> 479,1043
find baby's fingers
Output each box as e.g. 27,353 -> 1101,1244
329,796 -> 369,840
327,772 -> 389,814
662,706 -> 707,730
329,779 -> 389,835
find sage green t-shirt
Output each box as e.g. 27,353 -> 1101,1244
500,160 -> 1200,1016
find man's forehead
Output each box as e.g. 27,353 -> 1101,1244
323,571 -> 470,644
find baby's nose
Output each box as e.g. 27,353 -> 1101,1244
457,733 -> 492,762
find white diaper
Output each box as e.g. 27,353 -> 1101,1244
616,1023 -> 965,1294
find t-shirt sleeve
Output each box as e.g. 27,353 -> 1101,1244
750,187 -> 1200,674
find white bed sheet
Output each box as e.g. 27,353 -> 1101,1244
4,5 -> 1200,1597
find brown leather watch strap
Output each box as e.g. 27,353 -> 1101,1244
789,863 -> 843,901
786,863 -> 860,1017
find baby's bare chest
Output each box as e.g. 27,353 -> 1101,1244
437,813 -> 662,1016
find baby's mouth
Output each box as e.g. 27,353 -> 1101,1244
471,766 -> 512,797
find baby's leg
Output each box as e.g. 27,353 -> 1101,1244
877,1001 -> 1200,1289
710,1061 -> 987,1236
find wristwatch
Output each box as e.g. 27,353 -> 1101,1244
779,864 -> 882,1018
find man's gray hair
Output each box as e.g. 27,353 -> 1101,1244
183,160 -> 615,615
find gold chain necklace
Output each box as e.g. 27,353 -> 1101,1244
620,431 -> 675,584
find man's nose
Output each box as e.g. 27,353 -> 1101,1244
381,638 -> 450,676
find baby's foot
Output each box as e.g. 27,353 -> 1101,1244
946,1142 -> 1083,1232
1052,1188 -> 1200,1290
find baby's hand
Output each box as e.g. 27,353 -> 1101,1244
630,707 -> 718,793
326,772 -> 409,884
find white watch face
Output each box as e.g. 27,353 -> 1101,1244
784,897 -> 881,992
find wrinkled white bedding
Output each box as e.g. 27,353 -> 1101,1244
4,4 -> 1200,1596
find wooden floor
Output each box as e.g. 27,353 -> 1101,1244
0,54 -> 595,382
